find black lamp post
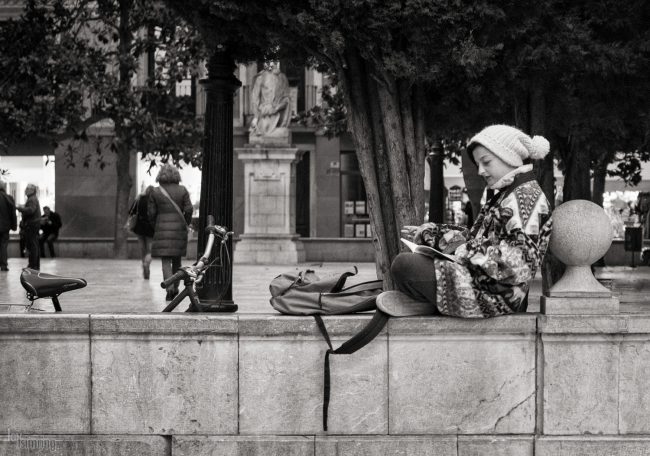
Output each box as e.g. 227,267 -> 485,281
196,48 -> 241,312
427,140 -> 445,223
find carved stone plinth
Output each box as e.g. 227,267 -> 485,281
248,127 -> 291,146
544,200 -> 618,315
234,146 -> 305,264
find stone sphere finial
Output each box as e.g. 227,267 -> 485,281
548,199 -> 614,297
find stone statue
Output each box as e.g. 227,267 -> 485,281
249,65 -> 292,138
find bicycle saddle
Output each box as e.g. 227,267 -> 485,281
20,268 -> 87,299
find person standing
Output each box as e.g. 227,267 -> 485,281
16,183 -> 41,270
130,185 -> 155,279
0,180 -> 17,271
39,206 -> 62,258
148,164 -> 192,300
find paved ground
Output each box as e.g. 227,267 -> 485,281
0,257 -> 648,314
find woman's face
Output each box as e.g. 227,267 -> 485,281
472,145 -> 517,187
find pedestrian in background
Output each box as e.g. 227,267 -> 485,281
130,185 -> 155,279
0,180 -> 17,271
16,183 -> 41,270
39,206 -> 62,258
18,220 -> 26,258
148,164 -> 192,300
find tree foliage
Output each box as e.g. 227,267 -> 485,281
0,0 -> 207,255
165,0 -> 523,282
292,0 -> 650,206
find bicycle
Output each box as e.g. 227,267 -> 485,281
12,215 -> 236,313
161,215 -> 237,313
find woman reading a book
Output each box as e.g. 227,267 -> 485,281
380,125 -> 553,318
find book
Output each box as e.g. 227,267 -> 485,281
400,238 -> 460,263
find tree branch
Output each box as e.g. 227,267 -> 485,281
48,113 -> 110,142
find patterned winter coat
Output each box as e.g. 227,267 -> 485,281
148,184 -> 193,257
434,170 -> 552,318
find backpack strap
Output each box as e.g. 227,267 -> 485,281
158,186 -> 188,226
330,266 -> 359,292
313,311 -> 389,431
335,279 -> 383,294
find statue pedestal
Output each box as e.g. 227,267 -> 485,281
234,145 -> 305,264
248,127 -> 291,146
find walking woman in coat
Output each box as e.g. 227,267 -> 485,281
381,125 -> 553,318
148,164 -> 193,300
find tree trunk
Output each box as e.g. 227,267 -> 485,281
461,148 -> 485,222
428,141 -> 445,223
528,83 -> 556,208
113,141 -> 132,258
592,164 -> 607,207
563,141 -> 592,202
112,0 -> 134,258
591,163 -> 608,267
517,82 -> 564,295
337,49 -> 424,287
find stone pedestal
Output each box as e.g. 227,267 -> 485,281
234,145 -> 305,264
543,200 -> 619,315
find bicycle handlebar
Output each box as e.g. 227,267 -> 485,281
160,215 -> 233,289
205,215 -> 228,237
161,270 -> 186,289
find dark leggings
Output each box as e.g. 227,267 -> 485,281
391,252 -> 439,312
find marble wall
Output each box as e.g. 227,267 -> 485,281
3,313 -> 650,455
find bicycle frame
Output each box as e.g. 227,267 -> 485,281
161,215 -> 236,313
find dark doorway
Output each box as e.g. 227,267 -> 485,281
296,152 -> 310,237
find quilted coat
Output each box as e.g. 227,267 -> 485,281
148,184 -> 193,257
434,169 -> 552,318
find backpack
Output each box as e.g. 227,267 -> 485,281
269,267 -> 382,315
269,266 -> 389,431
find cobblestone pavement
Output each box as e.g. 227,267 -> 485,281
0,257 -> 647,314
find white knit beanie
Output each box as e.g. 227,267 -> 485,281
468,125 -> 550,167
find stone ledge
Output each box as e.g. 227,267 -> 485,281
90,314 -> 238,335
6,434 -> 650,456
539,315 -> 650,334
0,314 -> 89,334
388,313 -> 537,336
536,436 -> 650,456
315,435 -> 458,456
458,435 -> 534,456
174,436 -> 314,456
0,435 -> 168,456
239,314 -> 384,338
541,296 -> 620,315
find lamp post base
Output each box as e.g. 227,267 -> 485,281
189,300 -> 238,313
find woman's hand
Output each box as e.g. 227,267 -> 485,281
413,223 -> 438,247
400,223 -> 437,246
400,225 -> 419,242
438,229 -> 467,253
401,222 -> 468,251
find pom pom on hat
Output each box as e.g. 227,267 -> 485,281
529,135 -> 550,160
468,125 -> 550,167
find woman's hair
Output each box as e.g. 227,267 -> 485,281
156,164 -> 181,184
